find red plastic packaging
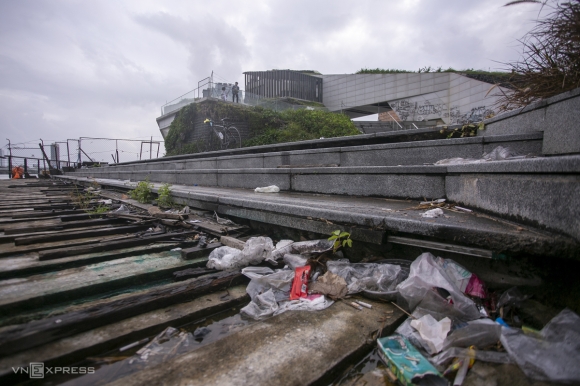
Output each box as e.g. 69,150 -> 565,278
290,265 -> 311,300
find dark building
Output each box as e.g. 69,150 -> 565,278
243,70 -> 323,103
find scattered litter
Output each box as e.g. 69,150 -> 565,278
170,248 -> 182,251
421,208 -> 444,218
97,199 -> 113,205
355,300 -> 372,309
435,146 -> 533,165
268,239 -> 333,263
497,286 -> 530,309
454,206 -> 472,213
254,185 -> 280,193
348,301 -> 364,311
283,254 -> 308,270
207,237 -> 274,270
179,206 -> 190,214
410,314 -> 452,353
135,327 -> 195,362
214,212 -> 236,225
114,204 -> 130,213
187,220 -> 201,224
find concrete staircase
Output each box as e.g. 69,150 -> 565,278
63,90 -> 580,259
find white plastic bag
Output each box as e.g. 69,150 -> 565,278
396,253 -> 480,321
254,185 -> 280,193
421,208 -> 444,218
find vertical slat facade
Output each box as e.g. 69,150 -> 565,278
243,70 -> 322,103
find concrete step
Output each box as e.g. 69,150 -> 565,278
58,175 -> 580,259
96,132 -> 543,172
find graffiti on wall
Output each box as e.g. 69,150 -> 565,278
390,98 -> 496,124
389,99 -> 445,122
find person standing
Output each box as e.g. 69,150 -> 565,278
220,86 -> 227,101
232,82 -> 240,103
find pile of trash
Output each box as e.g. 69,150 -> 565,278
377,252 -> 580,385
435,145 -> 534,165
207,238 -> 580,385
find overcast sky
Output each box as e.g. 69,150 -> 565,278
0,0 -> 544,152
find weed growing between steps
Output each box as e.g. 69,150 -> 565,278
164,99 -> 359,156
130,179 -> 153,204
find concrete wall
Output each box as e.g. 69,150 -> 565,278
321,73 -> 503,125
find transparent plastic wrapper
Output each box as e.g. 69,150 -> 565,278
207,237 -> 274,270
254,185 -> 280,193
136,326 -> 196,362
240,289 -> 279,320
431,347 -> 512,368
500,308 -> 580,383
396,253 -> 481,321
283,254 -> 308,270
497,286 -> 530,308
442,318 -> 501,351
410,314 -> 452,354
327,260 -> 403,294
244,268 -> 295,302
435,146 -> 527,165
268,239 -> 333,262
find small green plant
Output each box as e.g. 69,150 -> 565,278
157,183 -> 174,208
130,179 -> 153,204
88,204 -> 110,216
328,230 -> 352,253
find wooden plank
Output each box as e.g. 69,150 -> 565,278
4,218 -> 128,235
10,209 -> 86,219
0,271 -> 245,356
14,223 -> 153,246
38,230 -> 198,260
181,242 -> 221,260
172,267 -> 218,281
0,234 -> 134,258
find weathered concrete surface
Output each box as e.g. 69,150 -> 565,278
0,252 -> 206,313
446,156 -> 580,241
0,286 -> 248,383
58,176 -> 580,259
481,87 -> 580,156
110,299 -> 406,386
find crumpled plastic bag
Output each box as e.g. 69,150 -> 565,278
309,271 -> 348,299
396,253 -> 481,321
327,260 -> 403,294
254,185 -> 280,193
207,237 -> 274,270
275,294 -> 333,314
497,286 -> 530,309
240,289 -> 279,320
431,347 -> 513,368
242,267 -> 295,302
500,308 -> 580,383
267,239 -> 333,262
410,314 -> 452,354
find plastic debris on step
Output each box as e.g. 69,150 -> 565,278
309,271 -> 348,299
267,239 -> 333,263
500,308 -> 580,383
283,253 -> 308,270
290,265 -> 310,300
254,185 -> 280,193
396,253 -> 482,321
435,146 -> 533,165
207,237 -> 274,270
327,260 -> 404,294
410,314 -> 452,353
421,208 -> 444,218
377,335 -> 448,386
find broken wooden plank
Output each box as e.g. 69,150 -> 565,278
10,209 -> 86,219
181,242 -> 222,260
4,218 -> 128,235
0,271 -> 245,356
38,231 -> 198,260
